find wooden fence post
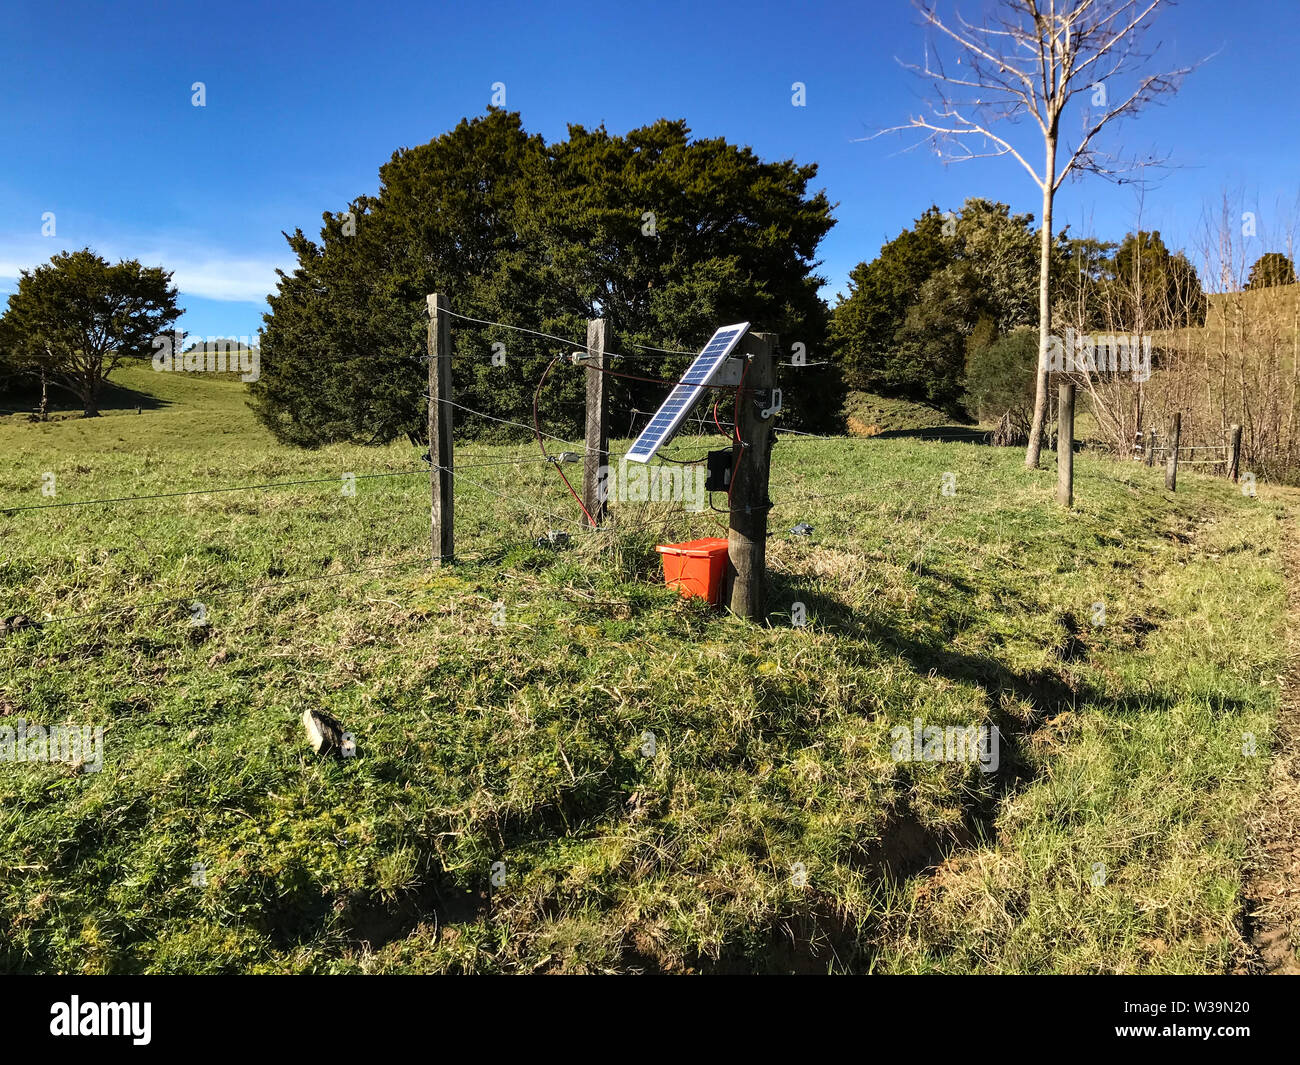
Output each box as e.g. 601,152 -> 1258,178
728,331 -> 777,621
427,294 -> 454,563
1165,412 -> 1181,492
1228,423 -> 1242,483
1144,430 -> 1156,467
582,318 -> 610,528
1057,380 -> 1075,507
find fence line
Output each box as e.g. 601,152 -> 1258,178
28,490 -> 719,631
437,307 -> 690,361
10,299 -> 1172,637
10,457 -> 1061,633
627,407 -> 831,440
0,383 -> 747,521
0,467 -> 430,516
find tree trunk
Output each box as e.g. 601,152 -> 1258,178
1024,137 -> 1056,470
38,367 -> 48,420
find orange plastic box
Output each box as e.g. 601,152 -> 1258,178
655,537 -> 730,606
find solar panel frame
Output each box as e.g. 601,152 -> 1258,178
624,322 -> 751,463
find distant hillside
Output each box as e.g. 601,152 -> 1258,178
183,338 -> 257,353
1204,283 -> 1300,340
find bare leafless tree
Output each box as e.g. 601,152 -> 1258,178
878,0 -> 1196,469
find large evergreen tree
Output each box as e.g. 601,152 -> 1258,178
830,199 -> 1042,405
828,207 -> 951,395
1108,231 -> 1206,328
1247,252 -> 1298,290
250,111 -> 837,446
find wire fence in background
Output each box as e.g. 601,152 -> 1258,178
1,305 -> 1034,635
0,385 -> 739,629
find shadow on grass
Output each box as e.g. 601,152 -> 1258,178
703,566 -> 1237,973
868,425 -> 993,444
96,380 -> 173,413
0,380 -> 172,418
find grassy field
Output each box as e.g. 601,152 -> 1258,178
0,364 -> 1295,973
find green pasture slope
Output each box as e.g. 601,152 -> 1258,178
0,365 -> 1294,973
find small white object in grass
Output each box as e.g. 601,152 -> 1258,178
534,530 -> 571,549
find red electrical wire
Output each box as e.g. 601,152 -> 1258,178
533,354 -> 598,527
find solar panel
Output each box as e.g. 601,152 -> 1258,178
624,323 -> 750,463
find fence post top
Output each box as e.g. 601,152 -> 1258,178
426,294 -> 442,316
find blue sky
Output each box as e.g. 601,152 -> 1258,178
2,0 -> 1297,343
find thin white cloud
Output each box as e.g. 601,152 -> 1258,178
162,258 -> 282,303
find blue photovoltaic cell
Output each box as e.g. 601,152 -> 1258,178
625,323 -> 750,463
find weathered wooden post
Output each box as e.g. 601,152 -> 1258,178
427,294 -> 454,563
582,318 -> 611,528
1144,430 -> 1156,467
1165,412 -> 1181,492
728,331 -> 777,621
1228,423 -> 1242,483
1057,380 -> 1075,507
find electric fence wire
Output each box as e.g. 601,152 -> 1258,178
26,467 -> 712,630
18,459 -> 1032,631
3,305 -> 987,629
435,307 -> 702,362
0,459 -> 552,517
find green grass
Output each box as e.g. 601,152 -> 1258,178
841,390 -> 960,436
0,365 -> 1293,973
